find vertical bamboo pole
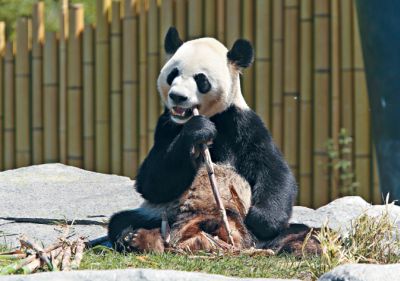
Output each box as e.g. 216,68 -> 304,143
59,0 -> 69,164
313,0 -> 330,207
15,18 -> 31,168
353,3 -> 371,201
188,0 -> 203,39
330,0 -> 340,199
216,0 -> 225,43
372,148 -> 381,204
225,0 -> 240,48
204,0 -> 216,37
111,2 -> 122,174
0,22 -> 4,170
43,32 -> 59,163
32,2 -> 45,165
271,0 -> 283,150
147,0 -> 159,154
299,0 -> 313,207
96,0 -> 111,173
83,25 -> 95,170
254,0 -> 271,126
242,0 -> 254,108
123,0 -> 139,177
3,42 -> 15,170
138,0 -> 148,164
283,0 -> 299,181
160,0 -> 173,65
67,5 -> 84,167
175,0 -> 187,39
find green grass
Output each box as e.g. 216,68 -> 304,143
80,247 -> 315,280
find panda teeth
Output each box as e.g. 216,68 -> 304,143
172,107 -> 194,119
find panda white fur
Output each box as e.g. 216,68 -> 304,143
108,27 -> 307,254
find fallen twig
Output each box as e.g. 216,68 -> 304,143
19,235 -> 54,271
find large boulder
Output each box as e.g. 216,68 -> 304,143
0,164 -> 142,247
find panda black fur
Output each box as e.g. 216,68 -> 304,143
108,27 -> 300,253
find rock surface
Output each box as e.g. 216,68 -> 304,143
0,268 -> 299,281
318,263 -> 400,281
0,164 -> 142,247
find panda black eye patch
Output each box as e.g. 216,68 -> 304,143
193,73 -> 211,94
167,68 -> 179,85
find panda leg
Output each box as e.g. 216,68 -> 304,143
108,208 -> 162,252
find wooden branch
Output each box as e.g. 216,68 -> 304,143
192,108 -> 235,247
61,246 -> 71,271
71,238 -> 85,270
19,235 -> 54,271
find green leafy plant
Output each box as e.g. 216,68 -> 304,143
326,128 -> 359,196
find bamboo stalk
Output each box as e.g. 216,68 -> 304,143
111,2 -> 122,174
61,246 -> 71,271
188,0 -> 203,39
193,108 -> 234,247
67,5 -> 84,168
283,0 -> 299,184
59,0 -> 69,164
138,0 -> 148,164
254,0 -> 271,126
32,2 -> 45,165
71,238 -> 85,269
313,0 -> 331,207
3,42 -> 15,170
159,0 -> 173,65
271,0 -> 284,150
19,235 -> 54,271
0,22 -> 4,171
299,0 -> 312,207
15,17 -> 31,168
123,0 -> 139,177
96,0 -> 111,173
83,25 -> 95,170
43,32 -> 59,163
204,0 -> 216,37
21,258 -> 41,274
174,0 -> 187,39
242,0 -> 254,108
353,2 -> 371,201
147,0 -> 159,154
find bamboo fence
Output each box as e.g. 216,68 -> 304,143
0,0 -> 378,208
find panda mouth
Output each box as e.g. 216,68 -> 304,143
171,106 -> 195,120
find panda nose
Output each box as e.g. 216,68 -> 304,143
169,92 -> 188,104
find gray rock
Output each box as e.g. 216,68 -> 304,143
290,196 -> 400,235
318,263 -> 400,281
0,268 -> 299,281
0,164 -> 142,247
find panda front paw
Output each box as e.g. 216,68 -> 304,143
182,115 -> 217,146
118,228 -> 164,253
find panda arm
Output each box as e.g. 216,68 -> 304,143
136,112 -> 216,203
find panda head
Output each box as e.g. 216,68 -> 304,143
157,27 -> 254,124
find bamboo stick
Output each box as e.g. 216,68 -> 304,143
43,32 -> 59,163
271,0 -> 284,150
204,0 -> 216,37
242,0 -> 254,108
353,3 -> 371,201
15,17 -> 31,168
372,148 -> 381,204
313,0 -> 330,207
32,2 -> 45,165
59,0 -> 69,164
147,0 -> 159,154
83,25 -> 95,171
96,0 -> 111,173
138,0 -> 148,164
188,0 -> 203,39
123,0 -> 139,177
174,0 -> 187,39
216,0 -> 225,43
330,0 -> 340,200
193,108 -> 234,247
61,246 -> 71,271
111,2 -> 122,174
225,0 -> 240,48
67,5 -> 84,168
3,42 -> 14,170
71,238 -> 85,269
299,0 -> 312,207
254,0 -> 271,126
19,235 -> 54,271
0,22 -> 4,171
159,0 -> 173,65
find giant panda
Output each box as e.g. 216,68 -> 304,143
108,27 -> 313,254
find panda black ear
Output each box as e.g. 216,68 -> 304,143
164,27 -> 183,55
227,39 -> 254,68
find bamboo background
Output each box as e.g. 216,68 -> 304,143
0,0 -> 378,208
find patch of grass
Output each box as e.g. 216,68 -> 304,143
80,247 -> 315,280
